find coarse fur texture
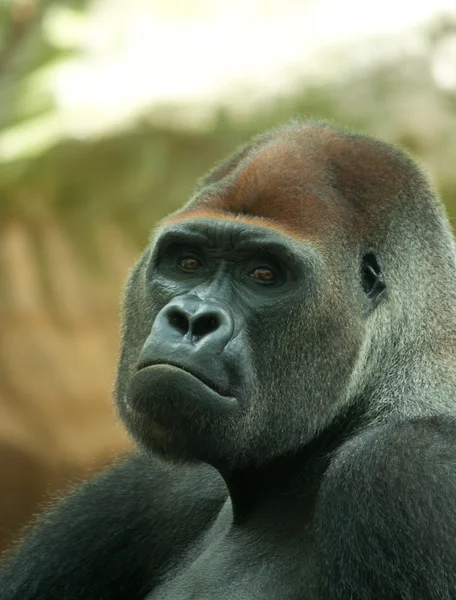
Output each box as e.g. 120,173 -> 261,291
1,120 -> 456,599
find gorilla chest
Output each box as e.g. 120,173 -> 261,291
147,532 -> 315,600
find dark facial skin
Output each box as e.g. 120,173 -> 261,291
119,217 -> 368,475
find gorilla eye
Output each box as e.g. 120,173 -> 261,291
249,267 -> 278,283
179,257 -> 201,271
361,252 -> 385,303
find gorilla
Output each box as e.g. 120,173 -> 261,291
2,121 -> 456,600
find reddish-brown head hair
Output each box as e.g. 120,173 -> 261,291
163,121 -> 431,247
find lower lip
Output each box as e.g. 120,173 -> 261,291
128,364 -> 238,412
140,362 -> 232,398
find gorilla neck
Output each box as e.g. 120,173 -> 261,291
224,451 -> 325,525
222,404 -> 364,524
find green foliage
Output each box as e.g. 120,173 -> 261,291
1,1 -> 456,260
0,1 -> 91,130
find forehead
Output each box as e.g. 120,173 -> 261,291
189,140 -> 336,239
170,125 -> 416,243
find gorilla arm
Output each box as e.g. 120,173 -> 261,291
0,455 -> 226,600
315,417 -> 456,599
3,421 -> 456,600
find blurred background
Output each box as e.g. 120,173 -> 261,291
1,0 -> 456,554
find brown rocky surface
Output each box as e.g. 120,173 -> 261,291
0,217 -> 135,553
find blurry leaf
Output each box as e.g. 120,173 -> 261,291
0,112 -> 63,160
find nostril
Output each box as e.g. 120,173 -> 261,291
167,309 -> 190,335
192,313 -> 220,338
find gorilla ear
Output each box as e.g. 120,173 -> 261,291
361,252 -> 386,305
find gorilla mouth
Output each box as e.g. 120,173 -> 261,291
136,359 -> 232,399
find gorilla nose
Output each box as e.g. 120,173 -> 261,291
166,306 -> 220,340
159,296 -> 234,347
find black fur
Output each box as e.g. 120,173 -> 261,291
2,121 -> 456,599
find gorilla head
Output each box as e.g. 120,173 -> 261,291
115,121 -> 456,472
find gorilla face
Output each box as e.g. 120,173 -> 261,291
116,216 -> 379,471
115,123 -> 407,471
